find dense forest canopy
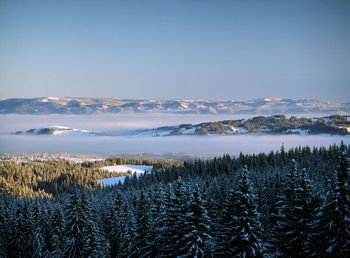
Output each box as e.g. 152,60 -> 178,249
0,143 -> 349,257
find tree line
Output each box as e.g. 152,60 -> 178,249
0,143 -> 349,257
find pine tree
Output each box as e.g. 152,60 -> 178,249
81,189 -> 110,257
155,185 -> 173,256
63,189 -> 86,258
157,178 -> 189,256
313,150 -> 350,256
131,191 -> 152,257
147,184 -> 165,256
32,227 -> 45,257
110,192 -> 128,257
230,166 -> 263,257
118,197 -> 136,257
82,220 -> 109,257
177,183 -> 212,257
271,160 -> 315,257
103,202 -> 118,257
50,204 -> 65,257
12,200 -> 35,257
215,188 -> 236,255
0,193 -> 9,257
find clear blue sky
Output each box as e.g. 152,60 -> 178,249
0,0 -> 349,101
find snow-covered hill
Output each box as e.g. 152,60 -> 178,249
1,97 -> 349,115
132,115 -> 350,136
14,126 -> 98,136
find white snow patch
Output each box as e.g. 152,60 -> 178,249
286,128 -> 309,135
310,118 -> 317,123
48,126 -> 91,135
100,165 -> 153,173
98,165 -> 153,186
98,173 -> 143,186
52,129 -> 90,136
182,127 -> 198,134
231,126 -> 248,133
22,125 -> 94,136
323,118 -> 330,123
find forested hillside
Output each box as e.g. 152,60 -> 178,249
0,143 -> 349,257
141,114 -> 350,136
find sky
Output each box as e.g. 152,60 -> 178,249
0,0 -> 349,101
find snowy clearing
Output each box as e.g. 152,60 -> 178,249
98,174 -> 143,186
100,165 -> 153,173
98,165 -> 153,186
182,127 -> 198,134
230,126 -> 248,133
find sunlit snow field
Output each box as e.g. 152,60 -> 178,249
0,114 -> 349,157
98,165 -> 153,186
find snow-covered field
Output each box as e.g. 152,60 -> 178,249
286,128 -> 309,136
98,173 -> 144,186
98,165 -> 153,186
230,126 -> 248,134
100,165 -> 153,173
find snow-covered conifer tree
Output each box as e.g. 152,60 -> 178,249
63,189 -> 86,258
230,166 -> 263,257
313,150 -> 350,256
177,183 -> 212,257
272,160 -> 316,256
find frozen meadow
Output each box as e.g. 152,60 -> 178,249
98,164 -> 153,186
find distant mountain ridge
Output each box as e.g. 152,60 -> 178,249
0,97 -> 349,115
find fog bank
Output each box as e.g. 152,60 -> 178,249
1,114 -> 348,157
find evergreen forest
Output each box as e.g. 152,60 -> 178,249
0,143 -> 349,257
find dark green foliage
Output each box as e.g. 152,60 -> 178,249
312,149 -> 350,256
172,114 -> 350,135
50,204 -> 65,256
216,167 -> 263,257
177,184 -> 212,257
0,143 -> 349,257
230,167 -> 263,257
63,189 -> 86,258
0,157 -> 181,198
131,191 -> 152,257
271,160 -> 316,256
